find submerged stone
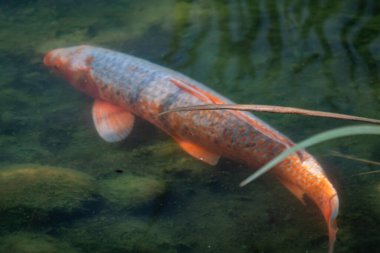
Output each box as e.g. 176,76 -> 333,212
0,232 -> 80,253
99,173 -> 166,210
0,164 -> 98,213
63,215 -> 176,253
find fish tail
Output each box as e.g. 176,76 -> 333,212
327,195 -> 339,253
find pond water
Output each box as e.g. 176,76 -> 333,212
0,0 -> 379,252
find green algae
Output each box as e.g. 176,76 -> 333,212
0,232 -> 80,253
99,173 -> 166,211
0,0 -> 177,55
0,164 -> 98,213
60,215 -> 176,253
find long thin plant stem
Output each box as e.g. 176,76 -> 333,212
330,151 -> 380,166
330,151 -> 380,176
160,104 -> 380,125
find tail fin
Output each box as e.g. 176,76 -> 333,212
327,195 -> 339,253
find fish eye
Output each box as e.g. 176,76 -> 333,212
77,76 -> 89,87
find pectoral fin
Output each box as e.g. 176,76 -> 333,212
92,99 -> 135,142
278,179 -> 306,205
174,137 -> 220,166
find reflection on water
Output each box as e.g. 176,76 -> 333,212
163,0 -> 379,113
0,0 -> 379,253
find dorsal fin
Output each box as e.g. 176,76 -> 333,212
170,78 -> 225,104
92,99 -> 135,142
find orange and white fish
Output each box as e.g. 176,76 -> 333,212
44,45 -> 339,253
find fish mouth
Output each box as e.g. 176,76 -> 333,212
43,49 -> 68,76
43,49 -> 61,70
43,50 -> 53,67
43,49 -> 62,66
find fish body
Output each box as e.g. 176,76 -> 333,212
44,45 -> 339,252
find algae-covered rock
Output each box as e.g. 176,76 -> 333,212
107,218 -> 175,253
63,215 -> 176,253
0,164 -> 98,213
0,232 -> 80,253
100,174 -> 166,210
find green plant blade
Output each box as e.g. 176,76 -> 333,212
240,125 -> 380,187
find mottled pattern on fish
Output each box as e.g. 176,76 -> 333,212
84,48 -> 292,164
44,46 -> 339,253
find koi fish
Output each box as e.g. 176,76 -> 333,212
44,45 -> 339,253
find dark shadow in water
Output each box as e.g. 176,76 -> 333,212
39,110 -> 77,154
121,24 -> 173,62
162,1 -> 194,67
352,0 -> 380,86
0,195 -> 103,235
263,0 -> 283,79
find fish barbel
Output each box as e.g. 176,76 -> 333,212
44,45 -> 339,253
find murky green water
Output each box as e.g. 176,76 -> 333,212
0,0 -> 379,252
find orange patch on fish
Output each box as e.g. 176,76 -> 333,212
170,78 -> 225,104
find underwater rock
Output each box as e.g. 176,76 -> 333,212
99,173 -> 166,211
107,218 -> 174,253
0,232 -> 80,253
63,215 -> 176,253
0,164 -> 98,213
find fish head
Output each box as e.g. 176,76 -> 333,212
44,45 -> 100,98
302,156 -> 339,253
